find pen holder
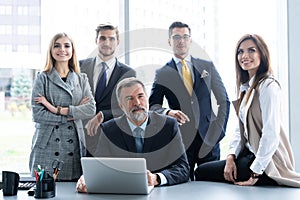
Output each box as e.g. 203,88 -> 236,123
34,172 -> 55,199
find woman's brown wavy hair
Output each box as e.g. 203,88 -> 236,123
234,34 -> 273,114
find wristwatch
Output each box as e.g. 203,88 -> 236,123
56,106 -> 62,115
251,172 -> 262,179
156,174 -> 161,186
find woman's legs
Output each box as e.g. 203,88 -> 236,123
195,159 -> 227,182
194,150 -> 254,182
195,149 -> 278,185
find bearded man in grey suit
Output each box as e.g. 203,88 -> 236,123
80,23 -> 136,156
149,21 -> 230,180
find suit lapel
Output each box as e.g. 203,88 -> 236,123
82,58 -> 96,94
169,58 -> 203,96
47,68 -> 73,96
243,89 -> 255,140
143,112 -> 161,152
97,60 -> 121,101
79,58 -> 96,95
87,58 -> 96,94
118,112 -> 161,153
191,56 -> 205,93
118,115 -> 138,153
167,59 -> 190,94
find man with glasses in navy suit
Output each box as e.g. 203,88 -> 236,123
149,21 -> 230,180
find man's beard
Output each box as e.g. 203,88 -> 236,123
128,106 -> 148,122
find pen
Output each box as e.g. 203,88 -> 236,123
37,165 -> 42,172
34,170 -> 39,181
53,169 -> 60,182
39,169 -> 44,181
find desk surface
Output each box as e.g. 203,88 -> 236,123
1,181 -> 300,200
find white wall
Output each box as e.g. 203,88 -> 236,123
288,0 -> 300,171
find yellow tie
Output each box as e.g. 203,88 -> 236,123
181,59 -> 193,96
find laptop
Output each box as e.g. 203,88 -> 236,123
81,157 -> 154,194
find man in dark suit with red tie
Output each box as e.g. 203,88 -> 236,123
80,23 -> 135,156
149,21 -> 230,180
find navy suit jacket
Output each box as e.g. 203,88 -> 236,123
94,112 -> 190,185
149,57 -> 230,159
79,57 -> 136,121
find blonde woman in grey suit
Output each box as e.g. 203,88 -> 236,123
29,33 -> 96,181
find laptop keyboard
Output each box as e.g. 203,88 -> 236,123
18,176 -> 36,190
18,182 -> 36,190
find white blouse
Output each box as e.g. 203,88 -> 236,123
228,76 -> 282,174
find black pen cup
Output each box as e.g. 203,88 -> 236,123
2,171 -> 20,196
34,172 -> 55,199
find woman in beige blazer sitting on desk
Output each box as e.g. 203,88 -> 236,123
195,34 -> 300,187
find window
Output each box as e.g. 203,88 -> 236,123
29,25 -> 40,36
0,0 -> 288,174
17,6 -> 29,15
29,6 -> 40,16
127,0 -> 288,158
0,5 -> 12,15
0,45 -> 12,52
0,25 -> 12,35
17,45 -> 29,52
17,25 -> 29,35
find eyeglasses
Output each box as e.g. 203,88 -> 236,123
171,34 -> 191,41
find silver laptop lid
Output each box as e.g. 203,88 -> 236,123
81,157 -> 154,194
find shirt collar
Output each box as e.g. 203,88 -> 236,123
240,75 -> 256,92
249,75 -> 255,87
95,56 -> 116,69
126,116 -> 148,132
173,55 -> 191,65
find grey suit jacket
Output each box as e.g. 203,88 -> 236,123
29,68 -> 96,179
31,68 -> 96,155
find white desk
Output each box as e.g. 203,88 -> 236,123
1,181 -> 300,200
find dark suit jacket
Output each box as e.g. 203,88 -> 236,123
149,57 -> 230,159
94,111 -> 190,186
79,57 -> 135,156
79,57 -> 136,121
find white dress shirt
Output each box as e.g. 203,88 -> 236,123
92,56 -> 116,93
173,55 -> 195,82
228,76 -> 281,174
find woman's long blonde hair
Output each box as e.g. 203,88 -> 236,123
43,33 -> 80,73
